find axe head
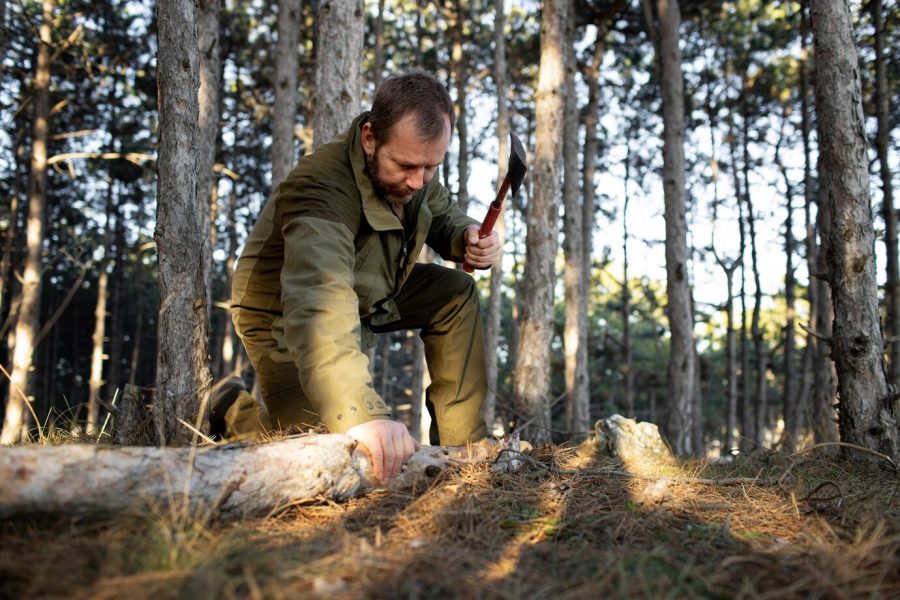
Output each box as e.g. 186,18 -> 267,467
507,132 -> 527,197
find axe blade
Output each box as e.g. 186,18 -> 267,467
507,132 -> 527,197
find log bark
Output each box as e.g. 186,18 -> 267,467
0,436 -> 505,521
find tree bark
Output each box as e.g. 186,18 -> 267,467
656,0 -> 695,455
513,0 -> 566,445
372,0 -> 385,87
87,182 -> 115,435
1,0 -> 52,445
155,0 -> 212,445
197,0 -> 221,299
313,0 -> 363,149
811,0 -> 899,460
483,0 -> 509,433
622,146 -> 635,419
451,0 -> 469,215
871,0 -> 899,386
272,0 -> 302,187
562,5 -> 589,439
775,120 -> 798,451
0,435 -> 478,520
742,100 -> 767,448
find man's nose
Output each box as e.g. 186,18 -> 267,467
406,168 -> 425,190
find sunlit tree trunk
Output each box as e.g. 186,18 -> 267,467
811,0 -> 899,460
871,0 -> 899,386
622,153 -> 635,419
272,0 -> 301,186
87,183 -> 115,435
483,0 -> 509,433
313,0 -> 363,149
514,0 -> 566,445
220,183 -> 239,374
563,5 -> 589,439
155,0 -> 212,445
1,0 -> 52,445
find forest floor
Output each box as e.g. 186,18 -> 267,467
1,443 -> 898,599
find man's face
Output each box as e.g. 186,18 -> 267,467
362,112 -> 451,206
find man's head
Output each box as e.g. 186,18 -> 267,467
361,72 -> 455,206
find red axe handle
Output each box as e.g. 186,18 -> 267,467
463,177 -> 512,273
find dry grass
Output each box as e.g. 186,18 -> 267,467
1,445 -> 897,599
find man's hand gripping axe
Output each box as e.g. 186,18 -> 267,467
463,132 -> 528,273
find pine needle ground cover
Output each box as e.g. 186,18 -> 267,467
1,447 -> 897,599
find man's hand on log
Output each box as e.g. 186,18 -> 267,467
463,225 -> 501,270
346,420 -> 420,484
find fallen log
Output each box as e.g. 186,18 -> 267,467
0,434 -> 487,521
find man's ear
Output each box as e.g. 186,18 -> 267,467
361,122 -> 376,156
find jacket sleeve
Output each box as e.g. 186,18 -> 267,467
278,182 -> 391,433
425,180 -> 478,262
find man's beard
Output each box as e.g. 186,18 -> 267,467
365,149 -> 415,208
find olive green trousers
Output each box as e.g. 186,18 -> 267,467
227,263 -> 488,446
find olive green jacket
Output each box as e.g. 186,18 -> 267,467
231,113 -> 477,433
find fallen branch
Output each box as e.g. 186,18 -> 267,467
0,434 -> 490,521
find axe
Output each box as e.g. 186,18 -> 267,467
463,132 -> 528,273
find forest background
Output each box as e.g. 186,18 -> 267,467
0,0 -> 898,459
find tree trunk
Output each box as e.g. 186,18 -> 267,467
810,0 -> 899,460
451,0 -> 469,214
797,6 -> 818,439
410,334 -> 425,442
372,0 -> 385,87
656,0 -> 695,455
220,183 -> 239,375
104,211 -> 126,405
483,0 -> 509,433
513,0 -> 566,445
775,119 -> 798,450
622,147 -> 635,419
742,102 -> 767,448
155,0 -> 212,445
272,0 -> 302,186
562,5 -> 589,439
0,0 -> 52,445
313,0 -> 363,149
871,0 -> 900,386
87,183 -> 115,435
197,0 -> 221,299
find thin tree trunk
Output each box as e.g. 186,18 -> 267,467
272,0 -> 302,186
197,0 -> 221,299
513,0 -> 566,445
313,0 -> 363,149
451,0 -> 468,214
87,182 -> 115,435
655,0 -> 695,455
741,100 -> 767,448
155,0 -> 212,445
220,183 -> 239,374
622,146 -> 635,419
797,5 -> 818,436
409,334 -> 424,442
1,0 -> 52,445
811,0 -> 899,460
483,0 -> 508,434
871,0 -> 899,386
775,119 -> 798,450
563,4 -> 589,439
104,210 -> 125,405
372,0 -> 385,87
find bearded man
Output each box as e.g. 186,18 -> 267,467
218,72 -> 501,483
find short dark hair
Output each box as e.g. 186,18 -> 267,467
368,71 -> 455,143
